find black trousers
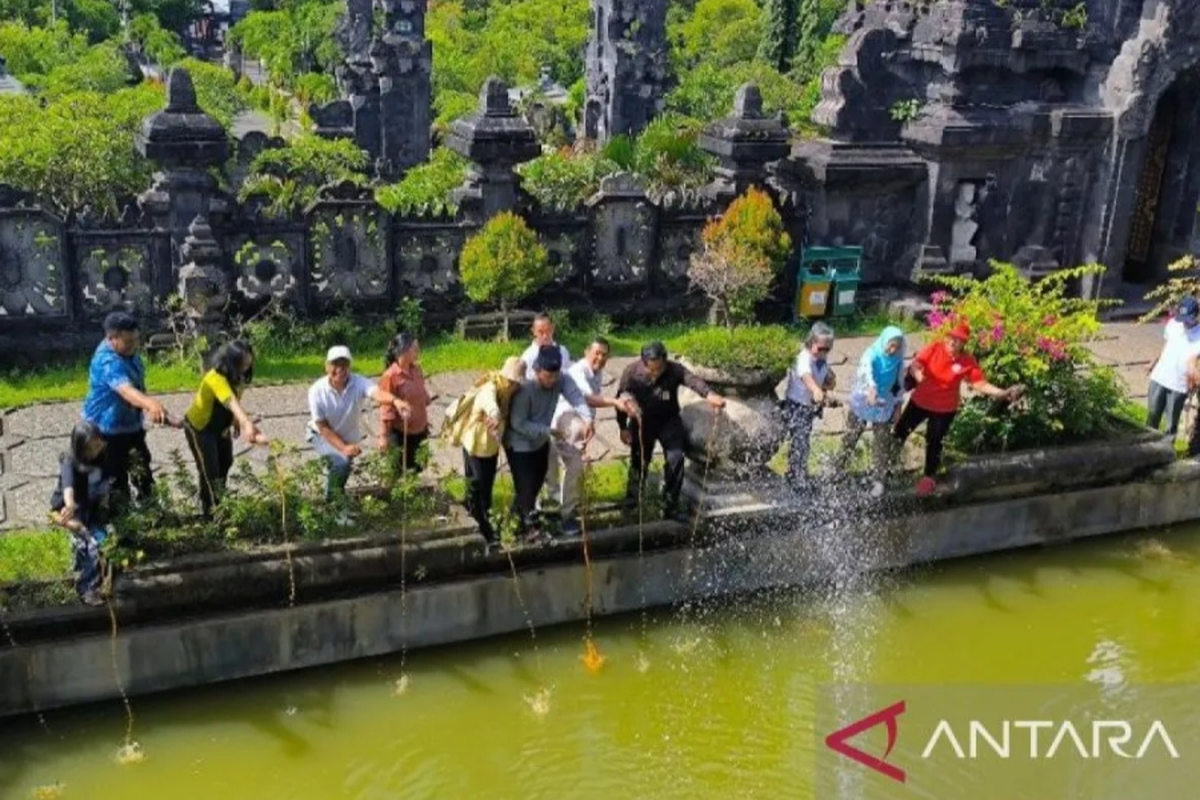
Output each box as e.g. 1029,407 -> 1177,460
387,428 -> 428,474
507,444 -> 550,533
462,449 -> 499,542
101,429 -> 154,511
892,400 -> 957,478
184,423 -> 234,516
626,415 -> 688,510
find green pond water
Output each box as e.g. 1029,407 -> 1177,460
3,526 -> 1200,800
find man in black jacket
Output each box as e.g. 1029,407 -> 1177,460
616,341 -> 726,519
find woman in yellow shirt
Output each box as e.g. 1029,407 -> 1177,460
183,340 -> 268,516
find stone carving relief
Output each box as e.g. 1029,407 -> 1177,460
394,231 -> 462,295
232,237 -> 299,302
0,213 -> 66,316
540,232 -> 581,285
949,181 -> 981,266
79,243 -> 154,315
310,207 -> 389,300
657,227 -> 699,281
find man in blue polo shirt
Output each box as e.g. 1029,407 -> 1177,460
81,312 -> 169,509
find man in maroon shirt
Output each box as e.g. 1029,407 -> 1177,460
616,341 -> 726,520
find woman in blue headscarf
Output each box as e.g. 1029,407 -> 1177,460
833,326 -> 907,494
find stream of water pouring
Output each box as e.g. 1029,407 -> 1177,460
578,451 -> 605,674
0,592 -> 51,734
394,428 -> 412,696
273,454 -> 297,608
106,596 -> 144,764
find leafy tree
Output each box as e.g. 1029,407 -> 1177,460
130,12 -> 187,66
690,187 -> 791,328
238,134 -> 369,217
32,41 -> 134,98
0,85 -> 163,213
665,60 -> 810,125
670,0 -> 763,70
791,0 -> 822,83
758,0 -> 798,72
178,56 -> 247,129
458,211 -> 551,340
0,20 -> 89,78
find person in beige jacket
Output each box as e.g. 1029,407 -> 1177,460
443,357 -> 524,549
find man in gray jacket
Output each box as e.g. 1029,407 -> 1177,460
505,345 -> 594,544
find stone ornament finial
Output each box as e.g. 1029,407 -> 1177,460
165,68 -> 199,113
481,76 -> 512,117
733,83 -> 764,120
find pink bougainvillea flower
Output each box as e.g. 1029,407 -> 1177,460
990,323 -> 1004,342
930,291 -> 948,304
1042,315 -> 1057,326
927,310 -> 947,328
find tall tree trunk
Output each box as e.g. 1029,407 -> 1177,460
500,298 -> 510,342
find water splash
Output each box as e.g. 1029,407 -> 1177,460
524,686 -> 552,717
115,741 -> 145,765
271,454 -> 297,607
580,638 -> 606,674
31,783 -> 65,800
392,674 -> 411,697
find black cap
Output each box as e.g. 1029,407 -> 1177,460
534,345 -> 562,372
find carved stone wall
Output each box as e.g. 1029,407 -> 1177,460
803,0 -> 1200,293
584,0 -> 669,142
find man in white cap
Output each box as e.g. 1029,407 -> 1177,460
306,344 -> 412,504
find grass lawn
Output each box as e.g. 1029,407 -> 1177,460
0,311 -> 912,409
0,529 -> 71,582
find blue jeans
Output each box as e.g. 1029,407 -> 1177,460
71,527 -> 105,598
309,435 -> 354,499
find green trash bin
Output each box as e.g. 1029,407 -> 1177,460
830,251 -> 863,317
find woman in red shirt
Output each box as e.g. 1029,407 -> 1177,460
895,322 -> 1023,496
378,332 -> 437,474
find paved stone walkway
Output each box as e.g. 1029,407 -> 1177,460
0,322 -> 1170,529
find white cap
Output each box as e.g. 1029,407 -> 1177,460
326,345 -> 352,363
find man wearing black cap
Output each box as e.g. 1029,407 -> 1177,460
81,312 -> 170,510
504,344 -> 594,543
616,341 -> 726,520
1146,295 -> 1200,437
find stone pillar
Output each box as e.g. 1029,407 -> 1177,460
445,78 -> 541,224
135,68 -> 230,268
313,0 -> 431,179
177,214 -> 229,342
698,84 -> 791,206
583,0 -> 669,142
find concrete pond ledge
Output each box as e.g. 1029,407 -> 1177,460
3,451 -> 1200,719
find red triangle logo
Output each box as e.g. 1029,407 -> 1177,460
824,700 -> 907,783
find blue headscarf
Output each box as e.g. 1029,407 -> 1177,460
868,326 -> 906,392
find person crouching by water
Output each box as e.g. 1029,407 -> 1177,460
783,323 -> 837,491
49,421 -> 112,606
894,322 -> 1023,496
833,325 -> 906,497
378,332 -> 436,474
505,345 -> 594,545
443,357 -> 525,551
615,341 -> 726,520
183,339 -> 268,517
307,345 -> 412,507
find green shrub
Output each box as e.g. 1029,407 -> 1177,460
238,134 -> 369,217
926,262 -> 1129,454
669,324 -> 797,375
459,211 -> 551,340
375,146 -> 467,216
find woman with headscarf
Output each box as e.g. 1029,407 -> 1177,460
834,326 -> 907,496
894,322 -> 1023,497
378,331 -> 436,474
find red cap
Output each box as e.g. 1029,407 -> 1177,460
948,322 -> 971,342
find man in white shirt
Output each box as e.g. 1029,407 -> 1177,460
517,313 -> 572,509
549,337 -> 637,535
1146,296 -> 1200,437
306,345 -> 411,501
